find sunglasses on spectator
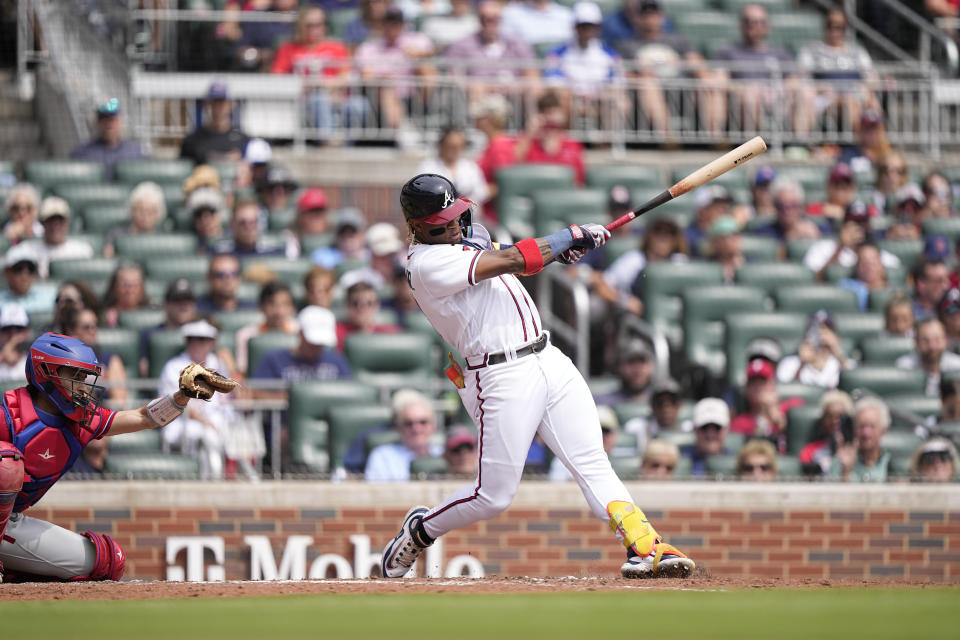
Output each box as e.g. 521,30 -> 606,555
77,323 -> 97,331
826,22 -> 845,30
450,444 -> 476,454
742,18 -> 767,26
349,298 -> 377,308
699,423 -> 723,432
879,166 -> 907,175
8,203 -> 35,213
920,451 -> 952,464
212,270 -> 240,279
646,461 -> 675,472
9,262 -> 37,274
742,463 -> 772,472
401,418 -> 432,428
56,295 -> 80,305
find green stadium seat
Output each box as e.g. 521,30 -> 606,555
769,12 -> 822,54
868,288 -> 906,313
108,428 -> 163,454
115,159 -> 194,186
288,380 -> 379,473
705,454 -> 737,478
148,330 -> 186,378
144,256 -> 210,282
877,239 -> 924,270
588,375 -> 621,398
24,160 -> 105,189
683,285 -> 767,377
725,312 -> 807,387
344,332 -> 437,386
922,217 -> 960,242
118,308 -> 166,331
241,256 -> 313,284
49,257 -> 118,282
115,233 -> 197,259
775,164 -> 830,192
735,261 -> 815,293
643,262 -> 724,345
585,165 -> 662,191
786,405 -> 821,455
603,236 -> 638,267
328,404 -> 393,469
54,184 -> 130,215
610,455 -> 641,481
937,421 -> 960,441
96,328 -> 140,378
887,394 -> 941,426
327,7 -> 359,38
496,164 -> 575,238
613,401 -> 651,425
859,335 -> 914,364
671,160 -> 746,191
104,453 -> 200,479
366,428 -> 403,451
161,183 -> 185,210
881,431 -> 925,457
655,430 -> 695,449
532,188 -> 607,236
774,285 -> 859,314
838,366 -> 926,396
777,455 -> 802,479
833,312 -> 884,346
82,205 -> 129,234
28,310 -> 54,331
673,12 -> 739,55
247,331 -> 299,377
266,207 -> 297,231
410,456 -> 448,478
300,233 -> 334,255
785,237 -> 818,262
721,0 -> 792,13
71,233 -> 105,256
214,309 -> 265,333
739,235 -> 780,262
671,455 -> 693,478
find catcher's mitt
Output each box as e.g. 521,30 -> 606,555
178,363 -> 239,400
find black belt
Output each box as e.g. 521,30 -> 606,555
477,334 -> 548,368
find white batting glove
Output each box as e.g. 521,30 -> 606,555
557,248 -> 586,265
568,223 -> 612,250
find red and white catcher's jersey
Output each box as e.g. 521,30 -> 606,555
405,225 -> 543,361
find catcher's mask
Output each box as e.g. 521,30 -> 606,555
401,173 -> 474,242
26,333 -> 103,429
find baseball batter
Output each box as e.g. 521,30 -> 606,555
0,333 -> 237,583
381,174 -> 695,579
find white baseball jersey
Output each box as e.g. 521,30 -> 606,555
405,224 -> 543,361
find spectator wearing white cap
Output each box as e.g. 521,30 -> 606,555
544,2 -> 621,97
20,197 -> 94,278
244,138 -> 273,186
0,244 -> 56,315
339,222 -> 404,291
104,181 -> 167,258
679,398 -> 732,478
416,127 -> 489,207
252,305 -> 352,382
0,303 -> 29,381
910,437 -> 959,482
158,319 -> 241,479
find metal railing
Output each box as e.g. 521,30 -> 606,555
537,268 -> 592,375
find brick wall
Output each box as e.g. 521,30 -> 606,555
23,485 -> 960,581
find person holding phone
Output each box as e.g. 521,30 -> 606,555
799,390 -> 854,477
776,310 -> 854,389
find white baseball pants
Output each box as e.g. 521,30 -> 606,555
422,343 -> 634,538
0,512 -> 96,578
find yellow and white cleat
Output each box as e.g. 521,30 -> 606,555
620,541 -> 695,579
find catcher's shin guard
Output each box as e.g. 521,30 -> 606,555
0,443 -> 24,542
607,500 -> 660,557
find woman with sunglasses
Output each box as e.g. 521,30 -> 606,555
736,439 -> 778,482
910,437 -> 959,482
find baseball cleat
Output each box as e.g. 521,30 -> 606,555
381,506 -> 433,578
620,541 -> 695,579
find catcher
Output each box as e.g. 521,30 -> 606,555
0,332 -> 238,583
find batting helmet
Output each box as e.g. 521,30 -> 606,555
26,333 -> 103,428
400,174 -> 472,233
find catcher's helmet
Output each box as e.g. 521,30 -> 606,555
26,333 -> 103,428
400,174 -> 472,232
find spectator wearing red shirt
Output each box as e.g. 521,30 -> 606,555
730,358 -> 803,453
514,91 -> 585,185
472,94 -> 516,224
271,6 -> 367,136
335,281 -> 400,351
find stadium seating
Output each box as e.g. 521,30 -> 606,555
705,454 -> 737,478
832,312 -> 885,347
328,404 -> 393,470
585,165 -> 661,191
683,285 -> 767,377
49,257 -> 118,282
655,430 -> 695,449
725,312 -> 807,387
673,13 -> 739,56
643,262 -> 724,345
786,238 -> 819,262
773,285 -> 859,314
881,431 -> 925,457
240,256 -> 313,284
496,164 -> 575,238
859,335 -> 915,364
886,394 -> 941,425
24,160 -> 104,189
922,217 -> 960,241
613,401 -> 650,425
786,405 -> 821,455
115,158 -> 194,185
148,329 -> 186,378
54,183 -> 130,215
610,455 -> 641,481
104,453 -> 200,479
96,328 -> 141,378
735,262 -> 816,293
117,308 -> 166,332
145,256 -> 210,282
877,239 -> 924,270
769,12 -> 822,54
410,456 -> 448,478
344,332 -> 437,387
739,235 -> 780,262
247,331 -> 299,377
838,366 -> 926,396
721,0 -> 792,13
82,205 -> 129,233
288,380 -> 379,473
108,428 -> 163,454
215,309 -> 265,333
776,455 -> 802,479
115,233 -> 198,260
532,188 -> 606,236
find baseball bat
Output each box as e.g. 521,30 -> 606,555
606,136 -> 768,232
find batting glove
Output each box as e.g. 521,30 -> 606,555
556,248 -> 586,265
568,223 -> 611,250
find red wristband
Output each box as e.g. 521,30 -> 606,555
515,238 -> 545,275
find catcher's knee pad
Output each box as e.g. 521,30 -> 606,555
607,501 -> 660,557
0,443 -> 24,539
71,531 -> 126,581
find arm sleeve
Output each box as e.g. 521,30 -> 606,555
410,244 -> 484,297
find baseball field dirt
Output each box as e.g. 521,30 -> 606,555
2,576 -> 957,640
